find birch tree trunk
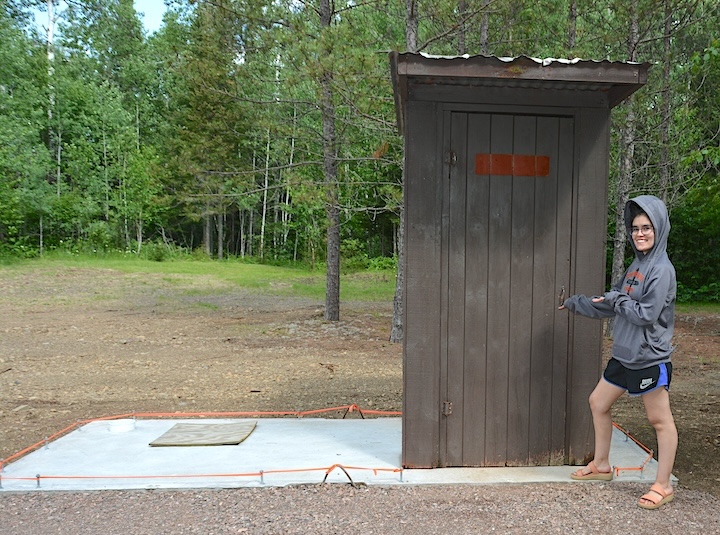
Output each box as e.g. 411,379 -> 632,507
282,106 -> 297,249
260,130 -> 270,260
102,130 -> 109,220
136,218 -> 143,254
55,130 -> 62,197
46,0 -> 62,197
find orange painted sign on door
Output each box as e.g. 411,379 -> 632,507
475,154 -> 550,176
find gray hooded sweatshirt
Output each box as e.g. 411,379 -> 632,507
563,195 -> 676,370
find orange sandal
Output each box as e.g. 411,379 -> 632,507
638,483 -> 674,510
570,460 -> 613,481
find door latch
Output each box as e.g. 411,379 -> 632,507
442,400 -> 453,416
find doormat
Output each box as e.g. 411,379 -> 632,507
149,421 -> 257,447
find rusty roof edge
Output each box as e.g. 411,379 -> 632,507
389,51 -> 651,130
416,52 -> 651,68
396,52 -> 651,85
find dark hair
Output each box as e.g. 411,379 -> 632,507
627,201 -> 647,222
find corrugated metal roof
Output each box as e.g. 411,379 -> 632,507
418,52 -> 647,67
390,52 -> 651,133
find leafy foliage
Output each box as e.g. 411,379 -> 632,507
0,0 -> 718,302
670,175 -> 720,302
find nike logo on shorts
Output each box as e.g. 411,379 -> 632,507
640,378 -> 654,390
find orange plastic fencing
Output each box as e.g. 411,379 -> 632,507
611,421 -> 655,478
0,407 -> 655,488
3,466 -> 404,488
1,403 -> 401,468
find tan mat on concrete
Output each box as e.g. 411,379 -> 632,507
149,420 -> 257,447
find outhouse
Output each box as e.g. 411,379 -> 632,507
390,52 -> 650,468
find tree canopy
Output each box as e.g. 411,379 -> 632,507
0,0 -> 718,302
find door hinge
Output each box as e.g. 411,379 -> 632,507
442,400 -> 453,416
447,149 -> 457,166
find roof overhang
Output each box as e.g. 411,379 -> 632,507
390,52 -> 651,135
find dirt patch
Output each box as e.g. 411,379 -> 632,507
0,267 -> 718,497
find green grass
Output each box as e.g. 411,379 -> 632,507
3,253 -> 717,311
194,301 -> 221,310
0,253 -> 397,302
676,302 -> 720,314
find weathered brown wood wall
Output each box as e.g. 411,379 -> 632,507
394,53 -> 649,469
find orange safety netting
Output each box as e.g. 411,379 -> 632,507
3,466 -> 404,488
0,403 -> 403,487
0,406 -> 656,488
611,421 -> 655,478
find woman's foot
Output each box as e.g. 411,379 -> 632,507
638,483 -> 674,509
570,460 -> 613,481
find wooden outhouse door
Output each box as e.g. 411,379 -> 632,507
440,111 -> 573,466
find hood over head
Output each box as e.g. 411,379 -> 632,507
624,194 -> 670,261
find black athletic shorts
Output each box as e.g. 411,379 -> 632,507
603,358 -> 672,396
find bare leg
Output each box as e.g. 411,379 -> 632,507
573,379 -> 625,476
639,387 -> 677,503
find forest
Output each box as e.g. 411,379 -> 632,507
0,0 -> 719,307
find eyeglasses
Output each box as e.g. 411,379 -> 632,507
631,225 -> 654,235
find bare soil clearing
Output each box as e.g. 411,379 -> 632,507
0,266 -> 718,501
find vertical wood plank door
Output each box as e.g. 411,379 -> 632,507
441,112 -> 573,467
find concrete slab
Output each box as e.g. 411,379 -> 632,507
0,418 -> 667,492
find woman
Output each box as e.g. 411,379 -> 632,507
560,195 -> 677,510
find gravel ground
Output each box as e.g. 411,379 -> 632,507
2,268 -> 719,533
1,482 -> 719,534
